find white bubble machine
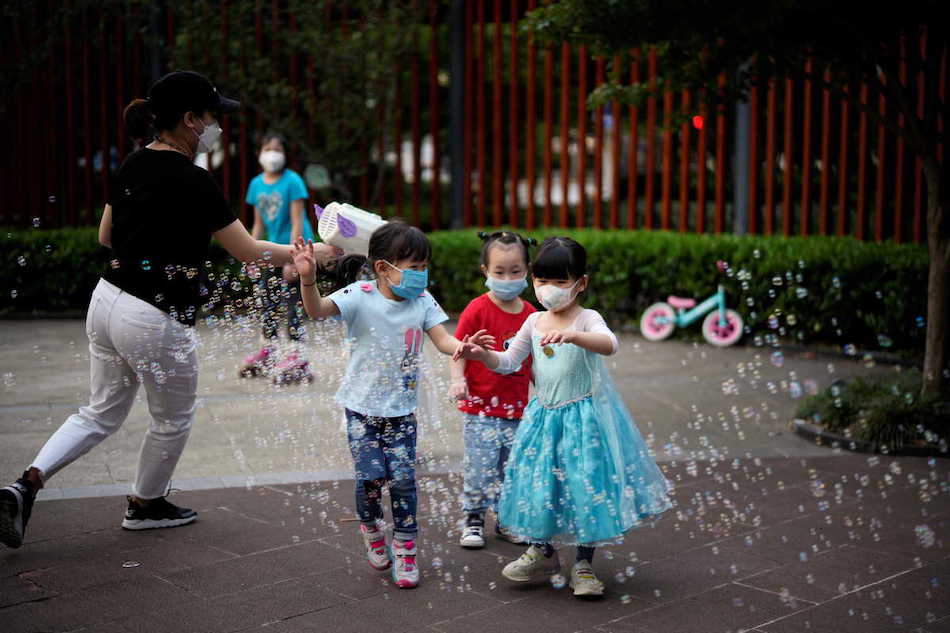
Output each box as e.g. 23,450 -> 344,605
315,202 -> 387,256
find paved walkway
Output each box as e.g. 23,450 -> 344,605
1,319 -> 947,632
1,455 -> 947,633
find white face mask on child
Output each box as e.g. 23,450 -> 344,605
259,150 -> 285,173
535,280 -> 580,312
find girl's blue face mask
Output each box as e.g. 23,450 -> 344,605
485,275 -> 528,301
384,261 -> 429,299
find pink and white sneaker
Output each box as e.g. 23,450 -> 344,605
271,350 -> 313,385
360,520 -> 391,571
238,346 -> 275,378
391,539 -> 420,588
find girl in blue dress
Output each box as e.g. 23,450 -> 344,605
456,237 -> 673,597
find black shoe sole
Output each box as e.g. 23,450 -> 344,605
121,514 -> 197,530
0,489 -> 24,549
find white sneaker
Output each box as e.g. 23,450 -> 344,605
459,524 -> 486,549
502,545 -> 561,582
570,561 -> 605,597
360,520 -> 391,571
391,539 -> 420,588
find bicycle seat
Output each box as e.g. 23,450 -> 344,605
668,296 -> 696,310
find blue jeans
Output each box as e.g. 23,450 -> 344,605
461,413 -> 520,518
345,409 -> 418,540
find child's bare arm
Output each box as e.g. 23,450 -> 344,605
292,237 -> 341,319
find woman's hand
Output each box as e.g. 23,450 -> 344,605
538,329 -> 577,347
291,237 -> 316,282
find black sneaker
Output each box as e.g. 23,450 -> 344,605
121,496 -> 197,530
0,472 -> 36,549
459,513 -> 485,549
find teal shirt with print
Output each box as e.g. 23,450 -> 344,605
245,169 -> 314,244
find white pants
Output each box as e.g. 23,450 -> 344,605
31,279 -> 199,499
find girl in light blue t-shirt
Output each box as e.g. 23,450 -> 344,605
291,221 -> 491,590
240,132 -> 315,382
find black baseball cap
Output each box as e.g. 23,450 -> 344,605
147,70 -> 240,117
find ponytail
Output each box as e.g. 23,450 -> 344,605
320,253 -> 370,290
123,98 -> 154,145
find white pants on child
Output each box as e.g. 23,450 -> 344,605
31,278 -> 198,499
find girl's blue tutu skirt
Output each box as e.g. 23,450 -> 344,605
497,395 -> 673,546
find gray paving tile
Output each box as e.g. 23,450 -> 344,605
125,577 -> 350,633
738,544 -> 921,603
162,539 -> 351,598
600,582 -> 811,633
616,541 -> 780,604
0,574 -> 58,608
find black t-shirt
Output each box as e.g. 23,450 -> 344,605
103,148 -> 236,326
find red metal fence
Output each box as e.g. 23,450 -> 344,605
1,2 -> 944,243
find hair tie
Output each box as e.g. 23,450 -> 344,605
477,231 -> 490,241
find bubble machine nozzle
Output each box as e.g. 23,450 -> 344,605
316,202 -> 387,256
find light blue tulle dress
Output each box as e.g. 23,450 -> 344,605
495,311 -> 673,546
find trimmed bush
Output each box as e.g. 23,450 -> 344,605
1,227 -> 928,356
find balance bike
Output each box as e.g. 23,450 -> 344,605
640,283 -> 743,347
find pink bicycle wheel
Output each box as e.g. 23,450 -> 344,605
701,309 -> 744,347
640,302 -> 676,341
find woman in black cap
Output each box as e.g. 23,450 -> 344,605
0,70 -> 338,548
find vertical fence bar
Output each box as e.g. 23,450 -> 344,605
781,78 -> 793,236
819,68 -> 831,235
115,8 -> 125,162
800,61 -> 813,236
576,46 -> 587,228
874,87 -> 886,241
593,58 -> 605,228
12,15 -> 23,225
678,90 -> 690,232
559,42 -> 570,227
913,32 -> 926,243
394,70 -> 404,217
715,74 -> 726,234
525,0 -> 537,230
543,45 -> 553,226
609,56 -> 621,229
410,49 -> 422,226
491,0 -> 503,226
462,0 -> 473,225
894,36 -> 907,243
254,1 -> 263,138
627,52 -> 640,229
221,3 -> 231,200
644,48 -> 657,229
855,83 -> 868,240
476,1 -> 486,225
696,99 -> 707,233
836,85 -> 850,236
82,6 -> 93,224
98,8 -> 109,209
429,0 -> 441,229
661,87 -> 673,230
239,10 -> 249,225
46,0 -> 59,226
764,79 -> 776,234
65,0 -> 77,224
508,0 -> 519,227
131,3 -> 142,97
748,86 -> 759,234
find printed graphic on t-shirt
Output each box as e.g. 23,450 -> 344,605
402,328 -> 423,391
255,191 -> 285,221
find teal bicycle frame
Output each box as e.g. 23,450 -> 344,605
665,285 -> 730,328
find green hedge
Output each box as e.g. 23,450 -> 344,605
1,227 -> 929,355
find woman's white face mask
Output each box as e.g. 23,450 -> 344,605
191,116 -> 221,154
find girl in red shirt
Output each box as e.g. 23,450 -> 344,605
450,231 -> 536,549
